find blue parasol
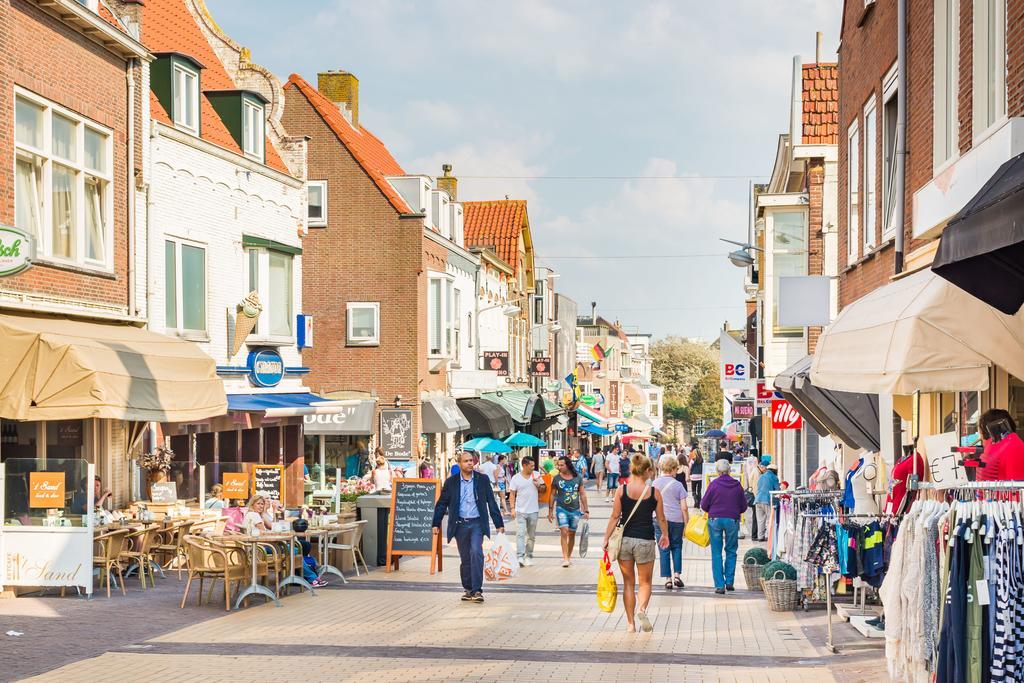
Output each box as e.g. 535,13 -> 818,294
462,437 -> 513,454
504,432 -> 547,448
703,429 -> 728,439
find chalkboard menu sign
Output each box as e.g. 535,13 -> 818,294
252,465 -> 283,501
150,481 -> 178,503
386,478 -> 441,574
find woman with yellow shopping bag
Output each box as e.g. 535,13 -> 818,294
601,454 -> 670,633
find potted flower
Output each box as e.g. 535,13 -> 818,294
139,446 -> 174,499
337,477 -> 373,514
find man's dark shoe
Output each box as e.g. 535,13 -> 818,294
471,592 -> 484,603
714,588 -> 726,595
461,591 -> 472,601
726,585 -> 735,592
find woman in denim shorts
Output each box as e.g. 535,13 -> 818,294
547,455 -> 590,567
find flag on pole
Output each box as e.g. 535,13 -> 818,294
589,343 -> 606,362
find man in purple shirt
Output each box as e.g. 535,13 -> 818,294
700,459 -> 748,594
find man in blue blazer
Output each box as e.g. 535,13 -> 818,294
433,451 -> 504,602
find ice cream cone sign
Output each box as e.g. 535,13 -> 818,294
231,290 -> 263,356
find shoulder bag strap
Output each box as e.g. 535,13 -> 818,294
620,483 -> 651,528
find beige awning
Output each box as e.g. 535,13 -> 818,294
0,313 -> 227,422
810,269 -> 1024,394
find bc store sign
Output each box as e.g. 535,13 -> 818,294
247,348 -> 284,387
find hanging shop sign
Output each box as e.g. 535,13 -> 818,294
580,394 -> 597,407
483,351 -> 509,376
529,357 -> 551,377
296,314 -> 314,349
608,382 -> 620,416
623,402 -> 634,418
731,400 -> 755,420
770,399 -> 803,430
756,382 -> 779,409
231,290 -> 263,356
545,380 -> 561,393
719,330 -> 755,391
0,226 -> 34,278
381,409 -> 414,459
247,348 -> 284,387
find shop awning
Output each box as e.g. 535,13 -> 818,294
810,269 -> 1024,393
301,400 -> 377,435
932,151 -> 1024,315
227,393 -> 368,420
457,398 -> 514,439
481,390 -> 564,426
421,397 -> 471,433
580,422 -> 614,436
576,404 -> 610,426
0,313 -> 226,422
775,355 -> 880,451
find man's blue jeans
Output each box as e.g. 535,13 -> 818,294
708,517 -> 739,589
655,521 -> 685,578
454,519 -> 485,593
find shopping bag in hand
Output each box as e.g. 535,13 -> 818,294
596,551 -> 618,613
684,512 -> 710,547
578,520 -> 590,558
484,532 -> 518,580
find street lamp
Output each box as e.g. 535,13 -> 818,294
720,238 -> 763,268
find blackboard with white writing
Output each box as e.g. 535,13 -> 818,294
388,479 -> 439,553
252,465 -> 283,501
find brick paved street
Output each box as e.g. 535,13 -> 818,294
3,485 -> 888,682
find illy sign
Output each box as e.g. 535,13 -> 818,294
770,399 -> 803,430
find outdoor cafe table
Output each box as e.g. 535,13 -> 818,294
298,523 -> 356,582
211,532 -> 314,609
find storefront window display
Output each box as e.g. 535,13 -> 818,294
304,434 -> 369,487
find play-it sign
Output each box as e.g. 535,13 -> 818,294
247,348 -> 284,387
0,226 -> 34,277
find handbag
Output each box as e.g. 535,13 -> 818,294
684,512 -> 710,547
596,551 -> 618,613
606,482 -> 650,561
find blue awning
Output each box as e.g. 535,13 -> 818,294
226,393 -> 367,421
580,422 -> 614,436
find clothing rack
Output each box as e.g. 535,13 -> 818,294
909,478 -> 1024,491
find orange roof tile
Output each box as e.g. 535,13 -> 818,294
285,74 -> 411,214
802,63 -> 839,145
462,200 -> 527,274
140,0 -> 289,174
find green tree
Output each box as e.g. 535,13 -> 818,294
651,337 -> 723,438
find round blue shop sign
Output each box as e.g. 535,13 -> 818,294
247,348 -> 284,387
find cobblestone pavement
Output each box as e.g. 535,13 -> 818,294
5,483 -> 890,682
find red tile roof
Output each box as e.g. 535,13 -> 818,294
802,63 -> 838,145
462,200 -> 527,273
140,0 -> 289,174
285,74 -> 411,214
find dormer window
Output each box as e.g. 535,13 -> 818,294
172,64 -> 199,133
242,100 -> 265,161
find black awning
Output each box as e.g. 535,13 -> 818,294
774,356 -> 880,451
421,397 -> 471,434
456,398 -> 514,440
933,151 -> 1024,314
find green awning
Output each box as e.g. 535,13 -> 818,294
481,390 -> 564,425
242,235 -> 302,255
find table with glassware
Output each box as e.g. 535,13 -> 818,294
211,531 -> 314,609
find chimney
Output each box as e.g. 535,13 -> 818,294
590,301 -> 596,324
815,31 -> 823,64
317,70 -> 359,128
437,163 -> 457,201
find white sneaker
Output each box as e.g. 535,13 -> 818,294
518,557 -> 525,567
523,557 -> 533,566
562,560 -> 570,568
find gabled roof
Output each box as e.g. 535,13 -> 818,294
140,0 -> 288,174
285,74 -> 411,214
462,200 -> 528,274
802,62 -> 838,145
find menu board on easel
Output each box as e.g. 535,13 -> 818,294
385,478 -> 442,574
252,465 -> 284,501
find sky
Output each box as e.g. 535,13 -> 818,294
212,0 -> 842,342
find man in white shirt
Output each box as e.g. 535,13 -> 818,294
509,456 -> 546,567
476,454 -> 498,486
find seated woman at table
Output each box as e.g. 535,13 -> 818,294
204,484 -> 226,510
243,495 -> 324,587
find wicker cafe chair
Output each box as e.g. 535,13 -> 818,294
328,520 -> 370,578
93,529 -> 131,598
152,521 -> 193,580
119,525 -> 162,590
180,535 -> 247,611
189,517 -> 226,537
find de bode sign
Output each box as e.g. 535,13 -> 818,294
0,226 -> 34,277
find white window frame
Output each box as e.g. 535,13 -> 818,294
881,65 -> 900,240
863,97 -> 878,252
172,64 -> 199,134
427,273 -> 454,358
246,247 -> 295,342
452,289 -> 462,367
972,0 -> 1007,142
770,209 -> 809,339
934,0 -> 960,170
164,237 -> 207,334
307,180 -> 327,227
346,302 -> 380,346
847,121 -> 860,263
14,88 -> 114,271
242,100 -> 264,161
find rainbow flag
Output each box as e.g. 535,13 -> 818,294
589,342 -> 606,362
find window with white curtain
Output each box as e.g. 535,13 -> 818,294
973,0 -> 1006,138
242,100 -> 264,161
934,0 -> 959,167
453,289 -> 462,365
14,90 -> 112,268
307,181 -> 327,227
847,122 -> 860,262
863,98 -> 877,252
882,66 -> 900,239
428,275 -> 454,357
247,247 -> 295,339
164,239 -> 207,333
772,211 -> 808,338
346,302 -> 380,346
172,64 -> 199,134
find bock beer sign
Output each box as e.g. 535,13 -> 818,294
770,399 -> 803,430
0,225 -> 34,277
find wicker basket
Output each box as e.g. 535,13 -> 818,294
762,570 -> 799,612
742,558 -> 765,592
